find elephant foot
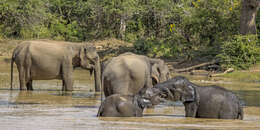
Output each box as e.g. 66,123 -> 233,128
64,87 -> 73,91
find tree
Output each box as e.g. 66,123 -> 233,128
240,0 -> 260,35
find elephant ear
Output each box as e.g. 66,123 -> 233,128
150,58 -> 169,83
151,64 -> 160,85
174,85 -> 196,102
79,47 -> 86,66
150,59 -> 164,83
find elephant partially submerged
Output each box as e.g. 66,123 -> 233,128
97,93 -> 161,117
10,40 -> 101,91
102,52 -> 170,97
145,76 -> 244,119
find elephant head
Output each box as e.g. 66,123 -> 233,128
167,76 -> 196,102
149,59 -> 170,85
143,87 -> 167,105
78,45 -> 101,92
143,76 -> 197,104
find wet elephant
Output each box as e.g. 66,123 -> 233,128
145,76 -> 244,119
102,52 -> 170,97
10,40 -> 101,91
97,93 -> 161,117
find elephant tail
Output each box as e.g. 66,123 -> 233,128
10,53 -> 15,90
96,100 -> 104,117
100,72 -> 104,103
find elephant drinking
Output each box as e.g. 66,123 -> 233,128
145,76 -> 244,119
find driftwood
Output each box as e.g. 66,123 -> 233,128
173,60 -> 219,73
208,68 -> 234,77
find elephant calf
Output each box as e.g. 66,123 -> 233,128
97,94 -> 160,117
145,76 -> 244,120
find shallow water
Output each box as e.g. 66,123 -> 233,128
1,62 -> 260,130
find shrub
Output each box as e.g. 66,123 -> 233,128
217,35 -> 260,70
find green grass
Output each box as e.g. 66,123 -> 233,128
221,62 -> 260,83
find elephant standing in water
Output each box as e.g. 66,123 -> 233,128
97,93 -> 161,117
102,52 -> 170,97
10,40 -> 101,91
145,76 -> 244,119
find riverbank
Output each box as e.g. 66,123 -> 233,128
1,39 -> 260,83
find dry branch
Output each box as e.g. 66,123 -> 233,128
209,68 -> 234,77
173,60 -> 219,73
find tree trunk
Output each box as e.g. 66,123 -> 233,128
119,14 -> 126,39
240,0 -> 260,35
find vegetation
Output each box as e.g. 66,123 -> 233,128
0,0 -> 260,70
217,35 -> 260,69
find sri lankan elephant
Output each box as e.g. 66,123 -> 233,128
145,76 -> 244,119
102,52 -> 170,97
10,40 -> 101,91
97,93 -> 161,117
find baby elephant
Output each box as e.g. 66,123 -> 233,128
145,76 -> 244,119
97,94 -> 159,117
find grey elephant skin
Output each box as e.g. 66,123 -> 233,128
146,76 -> 244,119
97,94 -> 159,117
10,40 -> 101,91
102,52 -> 170,97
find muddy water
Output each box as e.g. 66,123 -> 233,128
1,62 -> 260,130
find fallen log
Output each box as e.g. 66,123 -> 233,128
208,68 -> 234,77
172,60 -> 219,73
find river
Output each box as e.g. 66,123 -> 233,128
0,62 -> 260,130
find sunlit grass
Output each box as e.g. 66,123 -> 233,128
221,62 -> 260,83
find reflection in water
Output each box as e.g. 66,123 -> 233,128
236,90 -> 260,107
1,63 -> 260,129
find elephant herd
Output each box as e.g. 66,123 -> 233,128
10,40 -> 243,120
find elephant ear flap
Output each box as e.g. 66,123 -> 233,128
151,64 -> 160,85
183,85 -> 196,102
79,47 -> 86,65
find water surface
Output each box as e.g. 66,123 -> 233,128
1,62 -> 260,130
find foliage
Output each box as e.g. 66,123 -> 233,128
217,35 -> 260,70
0,0 -> 260,70
257,9 -> 260,41
132,0 -> 241,59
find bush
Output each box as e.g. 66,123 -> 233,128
133,39 -> 153,55
217,35 -> 260,70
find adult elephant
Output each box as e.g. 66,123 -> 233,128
145,76 -> 244,119
102,52 -> 170,97
10,40 -> 101,91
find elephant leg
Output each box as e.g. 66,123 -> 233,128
25,64 -> 33,90
184,102 -> 198,117
218,102 -> 237,119
139,75 -> 153,95
26,80 -> 33,91
18,66 -> 26,90
61,64 -> 73,91
103,79 -> 111,97
61,80 -> 65,91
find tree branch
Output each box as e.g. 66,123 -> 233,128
173,60 -> 219,73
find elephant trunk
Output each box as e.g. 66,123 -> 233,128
94,56 -> 101,92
